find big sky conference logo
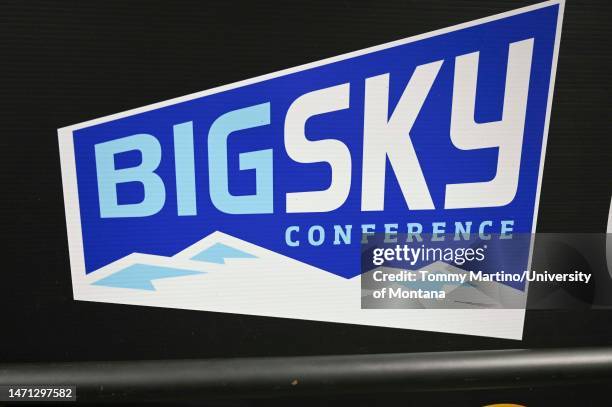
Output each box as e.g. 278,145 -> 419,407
59,1 -> 563,321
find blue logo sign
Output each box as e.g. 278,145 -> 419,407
59,1 -> 563,282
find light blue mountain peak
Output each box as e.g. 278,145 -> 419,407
190,243 -> 256,264
92,263 -> 203,291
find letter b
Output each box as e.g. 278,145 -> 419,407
95,134 -> 166,218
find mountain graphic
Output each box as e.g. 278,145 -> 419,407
81,231 -> 527,339
90,236 -> 258,291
